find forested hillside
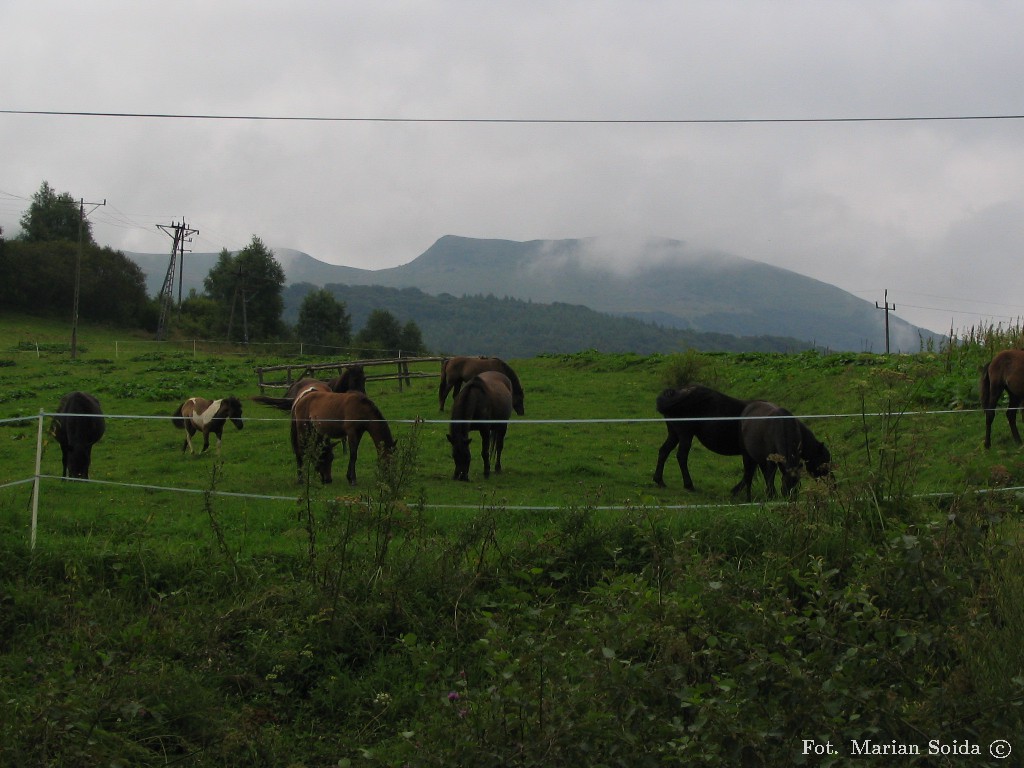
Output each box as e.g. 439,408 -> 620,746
282,282 -> 811,356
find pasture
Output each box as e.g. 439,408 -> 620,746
1,314 -> 1022,766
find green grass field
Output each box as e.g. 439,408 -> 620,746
2,313 -> 1022,766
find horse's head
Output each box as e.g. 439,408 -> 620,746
224,397 -> 244,430
315,440 -> 335,484
446,433 -> 472,481
803,440 -> 832,480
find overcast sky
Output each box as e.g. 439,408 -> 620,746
3,1 -> 1023,335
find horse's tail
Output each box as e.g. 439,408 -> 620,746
498,360 -> 525,414
251,394 -> 295,411
171,403 -> 187,429
979,361 -> 993,409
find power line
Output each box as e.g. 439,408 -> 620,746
3,109 -> 1024,124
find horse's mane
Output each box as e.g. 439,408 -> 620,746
495,359 -> 523,396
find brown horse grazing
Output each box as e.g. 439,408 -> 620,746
51,391 -> 106,479
290,390 -> 396,485
252,365 -> 366,411
653,385 -> 753,491
439,356 -> 524,415
980,349 -> 1024,448
172,396 -> 244,454
731,401 -> 832,502
447,371 -> 514,481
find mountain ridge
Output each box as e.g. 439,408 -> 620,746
126,235 -> 939,353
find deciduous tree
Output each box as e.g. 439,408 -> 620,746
296,289 -> 352,350
202,236 -> 286,340
18,181 -> 94,244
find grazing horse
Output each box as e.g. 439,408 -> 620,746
172,396 -> 244,454
290,390 -> 396,485
439,356 -> 525,415
980,349 -> 1024,448
447,371 -> 514,481
731,401 -> 832,502
51,391 -> 105,479
652,385 -> 752,490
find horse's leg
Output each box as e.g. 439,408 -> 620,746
1007,393 -> 1023,446
675,432 -> 697,491
183,425 -> 196,454
983,383 -> 1000,448
731,453 -> 757,502
653,427 -> 679,487
200,427 -> 211,453
346,432 -> 360,485
480,429 -> 492,479
761,462 -> 778,499
493,426 -> 505,474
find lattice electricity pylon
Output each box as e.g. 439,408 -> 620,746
155,220 -> 198,340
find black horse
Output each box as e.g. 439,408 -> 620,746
652,385 -> 752,491
51,391 -> 106,479
732,401 -> 832,502
447,371 -> 514,481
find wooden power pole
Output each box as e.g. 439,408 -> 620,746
70,197 -> 106,359
875,289 -> 896,354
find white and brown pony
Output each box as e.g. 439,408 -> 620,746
172,396 -> 244,454
290,390 -> 396,485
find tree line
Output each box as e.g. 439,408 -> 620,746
0,182 -> 425,356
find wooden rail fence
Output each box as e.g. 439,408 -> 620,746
254,355 -> 445,394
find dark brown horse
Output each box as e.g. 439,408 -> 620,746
326,364 -> 366,394
252,365 -> 366,411
731,401 -> 832,502
652,385 -> 753,491
980,349 -> 1024,448
172,396 -> 244,454
447,371 -> 513,481
51,391 -> 106,479
439,356 -> 524,415
290,390 -> 396,485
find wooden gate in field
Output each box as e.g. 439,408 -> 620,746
254,355 -> 444,394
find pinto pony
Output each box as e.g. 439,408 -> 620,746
980,349 -> 1024,448
439,356 -> 524,415
447,371 -> 514,481
731,401 -> 832,502
172,396 -> 244,454
51,391 -> 106,479
290,390 -> 396,485
652,385 -> 753,491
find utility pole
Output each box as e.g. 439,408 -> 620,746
155,220 -> 198,340
875,289 -> 896,354
70,197 -> 106,359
